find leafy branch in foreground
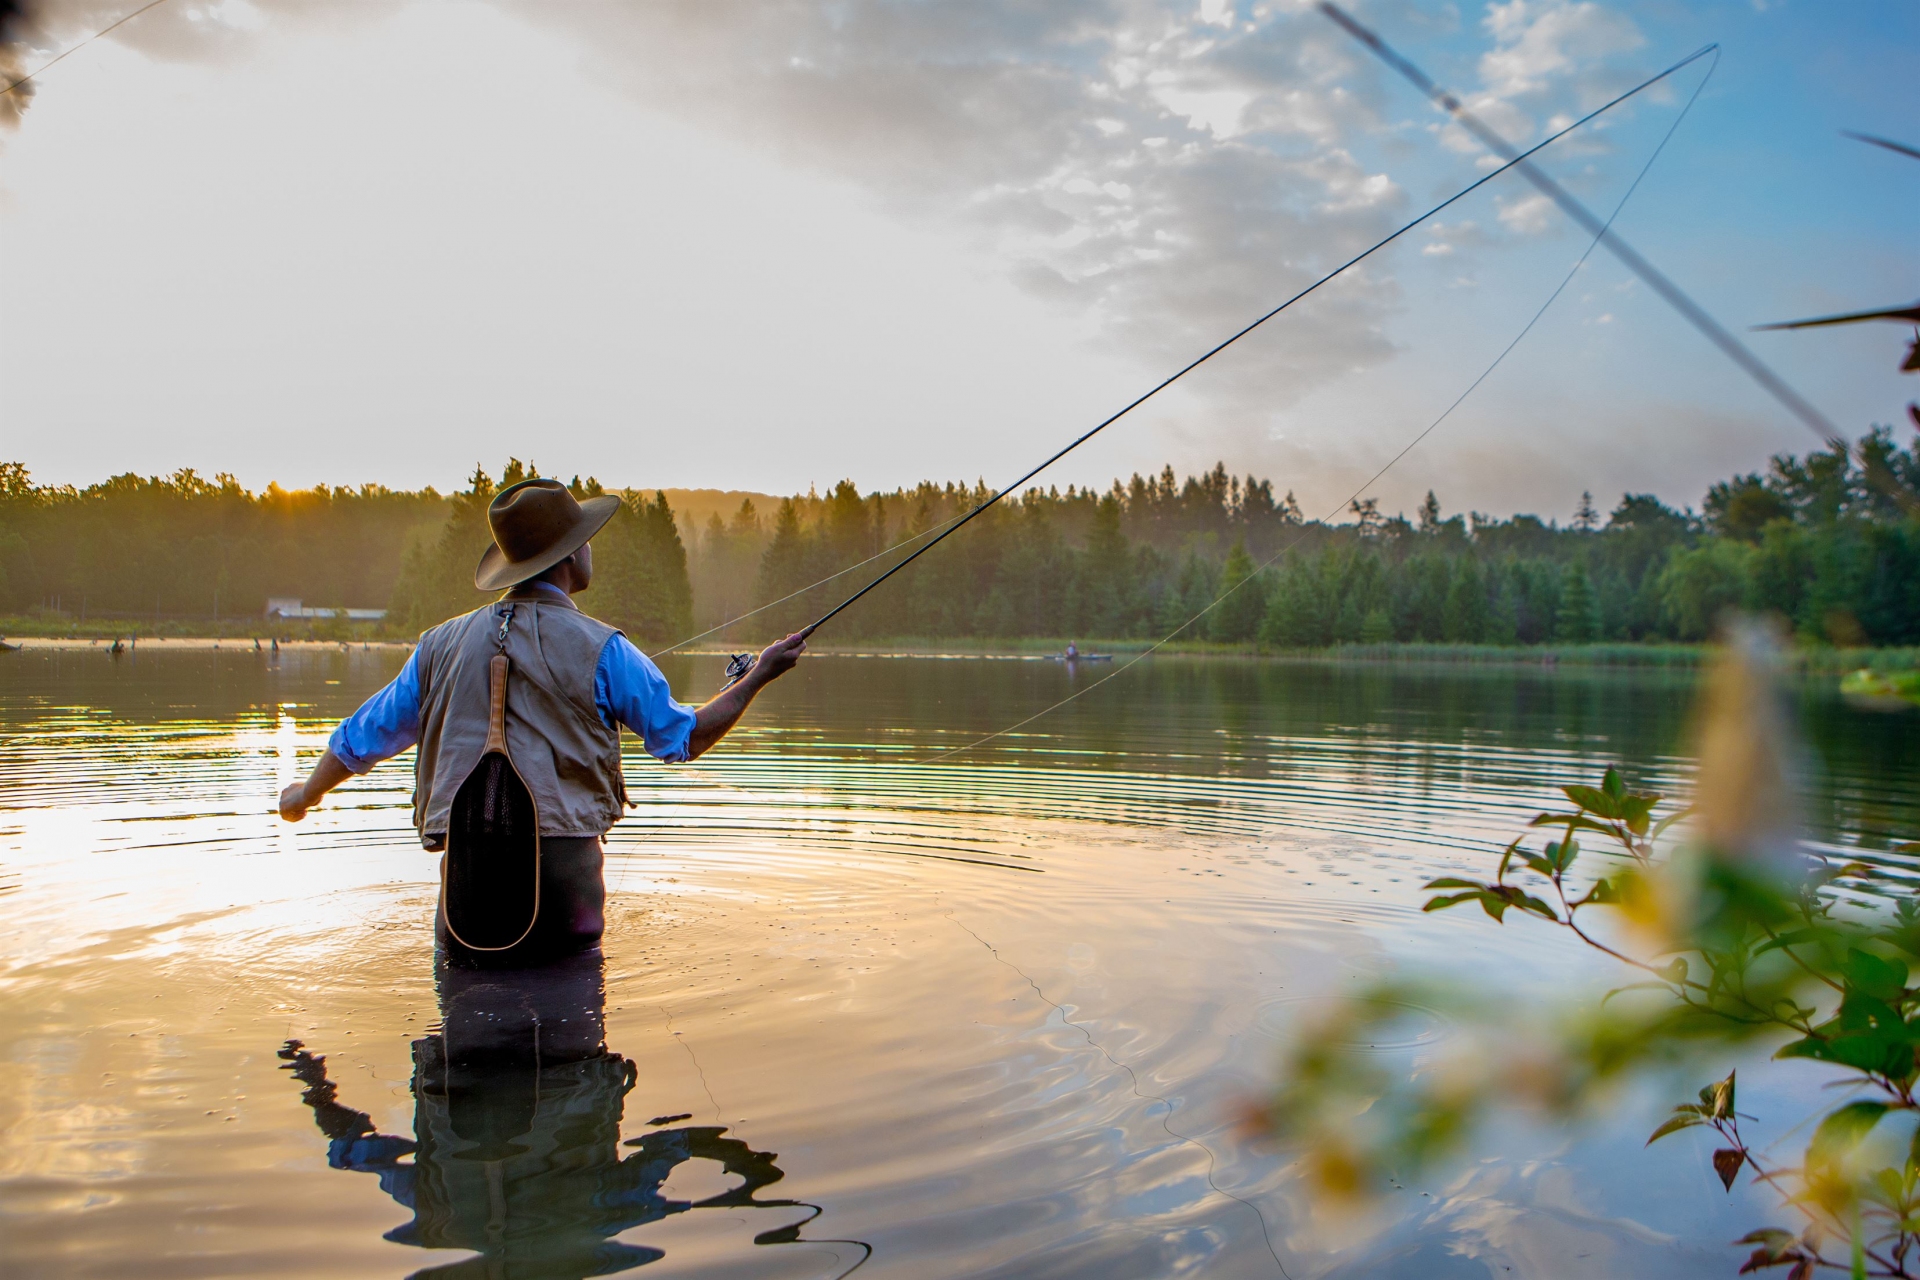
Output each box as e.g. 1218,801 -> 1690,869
1263,622 -> 1920,1278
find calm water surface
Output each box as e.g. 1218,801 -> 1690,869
2,647 -> 1916,1278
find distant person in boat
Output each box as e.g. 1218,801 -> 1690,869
1064,641 -> 1078,660
276,478 -> 807,966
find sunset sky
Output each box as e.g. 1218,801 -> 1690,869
1,0 -> 1914,522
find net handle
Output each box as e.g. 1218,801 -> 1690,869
484,654 -> 510,756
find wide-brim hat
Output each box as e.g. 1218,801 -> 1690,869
475,478 -> 622,592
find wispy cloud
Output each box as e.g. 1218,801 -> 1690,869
496,0 -> 1430,417
23,0 -> 1653,431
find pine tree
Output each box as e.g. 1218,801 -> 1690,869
1418,490 -> 1442,534
1486,567 -> 1520,645
578,492 -> 694,644
1442,557 -> 1489,642
1076,494 -> 1130,636
1556,562 -> 1600,642
387,464 -> 497,633
753,499 -> 812,633
1574,490 -> 1598,532
1209,540 -> 1266,643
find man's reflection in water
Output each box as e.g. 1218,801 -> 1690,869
279,951 -> 867,1278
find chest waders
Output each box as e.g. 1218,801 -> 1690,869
441,603 -> 542,952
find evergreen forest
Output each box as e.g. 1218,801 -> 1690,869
3,421 -> 1918,650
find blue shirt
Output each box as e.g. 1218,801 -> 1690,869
327,593 -> 697,774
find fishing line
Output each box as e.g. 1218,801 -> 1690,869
654,1001 -> 873,1277
1322,3 -> 1913,516
0,0 -> 174,99
650,508 -> 971,658
945,906 -> 1292,1277
689,43 -> 1716,657
918,46 -> 1716,766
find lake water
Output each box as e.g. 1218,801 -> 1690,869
2,646 -> 1915,1278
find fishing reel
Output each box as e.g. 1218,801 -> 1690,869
721,652 -> 757,691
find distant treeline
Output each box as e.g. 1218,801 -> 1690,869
0,462 -> 447,627
725,426 -> 1920,647
0,459 -> 693,645
4,423 -> 1919,647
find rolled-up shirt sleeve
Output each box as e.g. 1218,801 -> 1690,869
327,649 -> 423,774
595,633 -> 697,763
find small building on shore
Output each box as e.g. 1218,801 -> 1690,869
264,598 -> 386,622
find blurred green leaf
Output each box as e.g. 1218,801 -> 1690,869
1734,1229 -> 1797,1251
1502,888 -> 1559,921
1563,784 -> 1623,820
1528,812 -> 1624,839
1702,1070 -> 1735,1119
1648,1108 -> 1706,1144
1496,836 -> 1523,881
1542,839 -> 1579,874
1781,992 -> 1918,1074
1842,948 -> 1909,1005
1733,1228 -> 1809,1276
1602,767 -> 1625,802
1650,806 -> 1693,840
1868,1167 -> 1906,1209
1808,1101 -> 1889,1168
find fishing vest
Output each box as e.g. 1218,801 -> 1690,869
411,592 -> 628,845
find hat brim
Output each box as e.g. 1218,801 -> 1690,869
473,494 -> 623,592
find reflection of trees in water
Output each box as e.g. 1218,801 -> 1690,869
278,951 -> 867,1278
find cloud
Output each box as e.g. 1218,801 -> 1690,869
1422,218 -> 1490,255
1495,190 -> 1556,234
19,0 -> 1652,436
1479,0 -> 1644,104
470,0 -> 1428,421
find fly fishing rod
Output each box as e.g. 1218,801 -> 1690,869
771,41 -> 1719,656
0,0 -> 174,100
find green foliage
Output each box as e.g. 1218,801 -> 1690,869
0,464 -> 446,626
1208,540 -> 1266,642
1269,727 -> 1920,1278
387,464 -> 693,642
388,463 -> 498,633
1841,669 -> 1920,707
574,491 -> 693,645
1661,540 -> 1759,641
1556,562 -> 1600,642
6,424 -> 1920,647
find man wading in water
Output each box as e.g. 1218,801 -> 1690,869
276,478 -> 806,965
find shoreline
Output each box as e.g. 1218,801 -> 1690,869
7,631 -> 1912,674
0,635 -> 414,652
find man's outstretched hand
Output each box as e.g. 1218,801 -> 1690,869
277,751 -> 352,822
689,631 -> 808,760
279,782 -> 312,822
753,631 -> 808,685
